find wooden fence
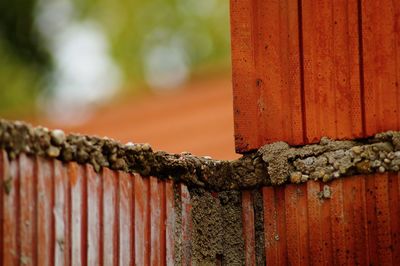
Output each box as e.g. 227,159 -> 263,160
1,0 -> 400,265
231,0 -> 400,152
230,0 -> 400,264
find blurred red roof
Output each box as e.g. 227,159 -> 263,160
40,75 -> 239,160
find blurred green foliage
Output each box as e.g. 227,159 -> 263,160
0,39 -> 44,117
0,0 -> 231,117
73,0 -> 231,83
0,0 -> 50,117
0,0 -> 50,67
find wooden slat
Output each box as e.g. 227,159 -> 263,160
365,174 -> 379,264
54,160 -> 70,266
329,179 -> 347,265
149,177 -> 161,265
342,176 -> 368,265
301,0 -> 362,143
230,0 -> 303,151
18,154 -> 35,266
87,165 -> 101,266
284,185 -> 309,265
134,173 -> 150,265
36,157 -> 55,266
241,191 -> 255,265
150,176 -> 166,266
362,0 -> 400,135
320,183 -> 333,266
262,187 -> 287,265
165,180 -> 175,266
256,0 -> 303,146
305,181 -> 321,265
180,184 -> 192,265
102,168 -> 118,266
230,0 -> 259,152
2,153 -> 18,265
69,163 -> 87,266
389,172 -> 400,264
16,154 -> 36,265
374,173 -> 393,265
118,171 -> 134,266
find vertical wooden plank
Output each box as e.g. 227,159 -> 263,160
165,180 -> 175,266
362,0 -> 400,135
180,184 -> 192,265
37,157 -> 55,266
231,0 -> 303,151
257,0 -> 303,145
306,181 -> 325,265
274,188 -> 287,266
69,163 -> 87,266
241,191 -> 255,265
119,171 -> 134,266
18,154 -> 35,265
87,165 -> 101,266
296,184 -> 309,264
134,174 -> 150,266
284,184 -> 309,265
319,185 -> 334,266
374,173 -> 393,265
2,153 -> 18,265
102,168 -> 118,266
302,0 -> 362,143
389,173 -> 400,264
150,176 -> 165,266
395,0 -> 400,131
332,0 -> 363,139
54,160 -> 69,266
329,179 -> 346,265
230,0 -> 259,152
342,177 -> 355,265
160,180 -> 166,266
284,185 -> 298,265
365,174 -> 379,264
342,176 -> 368,265
150,177 -> 161,266
262,187 -> 287,265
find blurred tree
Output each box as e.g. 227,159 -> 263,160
0,0 -> 231,118
0,0 -> 51,117
72,0 -> 231,88
0,0 -> 51,68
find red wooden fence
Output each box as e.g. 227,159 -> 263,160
231,0 -> 400,153
0,151 -> 183,265
1,1 -> 400,265
230,0 -> 400,265
2,149 -> 400,265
